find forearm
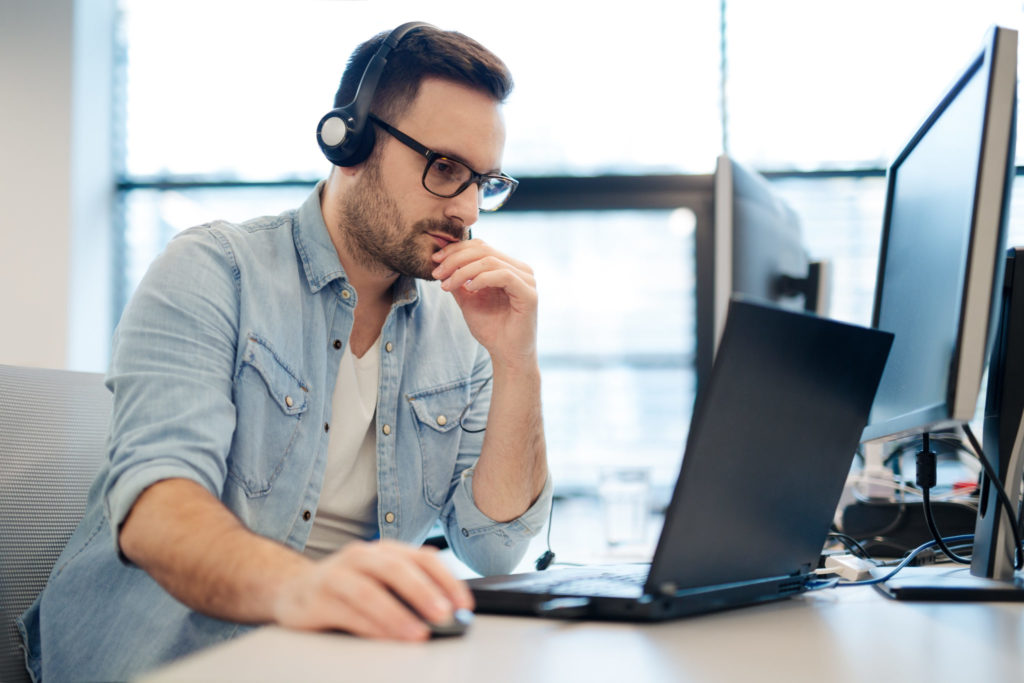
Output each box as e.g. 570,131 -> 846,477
471,359 -> 548,522
119,478 -> 311,624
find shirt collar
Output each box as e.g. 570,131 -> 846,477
293,181 -> 422,311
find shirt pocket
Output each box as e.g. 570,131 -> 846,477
229,334 -> 310,497
407,380 -> 472,510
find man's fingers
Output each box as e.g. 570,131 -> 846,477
431,239 -> 533,283
275,540 -> 478,641
408,546 -> 476,612
322,568 -> 430,640
440,256 -> 535,295
355,542 -> 474,622
451,270 -> 536,313
322,541 -> 472,634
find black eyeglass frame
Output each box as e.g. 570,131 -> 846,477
369,114 -> 518,211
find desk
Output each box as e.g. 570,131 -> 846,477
142,583 -> 1024,683
142,495 -> 1024,682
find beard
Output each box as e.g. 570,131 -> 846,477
338,161 -> 464,281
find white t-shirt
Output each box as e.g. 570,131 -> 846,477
303,337 -> 380,559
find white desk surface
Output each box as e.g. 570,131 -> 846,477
143,585 -> 1024,683
141,498 -> 1024,682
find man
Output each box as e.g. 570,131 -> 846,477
19,23 -> 550,680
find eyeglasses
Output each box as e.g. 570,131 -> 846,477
369,114 -> 518,212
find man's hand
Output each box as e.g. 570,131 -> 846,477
429,239 -> 548,523
120,479 -> 473,641
274,539 -> 474,641
430,239 -> 538,368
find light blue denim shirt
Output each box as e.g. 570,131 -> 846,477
19,182 -> 552,682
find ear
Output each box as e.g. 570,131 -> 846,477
337,163 -> 362,178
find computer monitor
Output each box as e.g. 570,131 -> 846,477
860,25 -> 1019,593
695,154 -> 829,400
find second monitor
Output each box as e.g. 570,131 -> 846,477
695,154 -> 829,401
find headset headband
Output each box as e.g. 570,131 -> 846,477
316,21 -> 435,167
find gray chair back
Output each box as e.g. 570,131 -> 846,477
0,365 -> 110,683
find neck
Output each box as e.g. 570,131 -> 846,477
337,247 -> 399,308
320,173 -> 398,307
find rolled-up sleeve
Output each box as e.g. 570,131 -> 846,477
443,468 -> 553,576
102,227 -> 241,551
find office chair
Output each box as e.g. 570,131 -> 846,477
0,365 -> 110,683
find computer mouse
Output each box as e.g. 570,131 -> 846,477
423,607 -> 474,638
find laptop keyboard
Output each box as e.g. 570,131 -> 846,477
517,564 -> 649,598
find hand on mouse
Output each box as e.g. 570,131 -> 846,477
272,539 -> 475,641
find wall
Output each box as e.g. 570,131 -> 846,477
0,0 -> 113,371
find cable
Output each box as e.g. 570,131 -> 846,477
454,373 -> 556,569
847,485 -> 910,539
457,375 -> 492,434
535,500 -> 555,570
532,494 -> 557,571
920,486 -> 972,563
850,476 -> 976,505
827,532 -> 880,563
833,534 -> 976,587
917,433 -> 972,564
962,424 -> 1024,570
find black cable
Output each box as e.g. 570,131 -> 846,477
962,424 -> 1024,570
851,498 -> 909,539
918,433 -> 972,564
921,487 -> 972,564
535,499 -> 555,571
827,532 -> 879,563
454,373 -> 555,569
850,443 -> 910,537
457,375 -> 492,434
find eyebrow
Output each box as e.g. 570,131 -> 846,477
435,147 -> 502,176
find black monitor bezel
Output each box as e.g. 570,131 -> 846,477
861,26 -> 1016,444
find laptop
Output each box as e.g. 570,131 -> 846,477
469,297 -> 894,621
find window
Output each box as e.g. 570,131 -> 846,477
119,1 -> 721,180
114,1 -> 1024,490
724,0 -> 1024,169
481,209 -> 696,489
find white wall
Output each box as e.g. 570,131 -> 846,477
0,0 -> 113,372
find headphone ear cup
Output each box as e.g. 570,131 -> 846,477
339,122 -> 376,167
319,22 -> 432,167
317,107 -> 376,167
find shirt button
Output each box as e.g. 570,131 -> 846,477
341,289 -> 351,299
324,422 -> 330,432
385,342 -> 393,353
382,424 -> 391,436
333,339 -> 342,350
436,415 -> 447,426
285,396 -> 294,408
302,510 -> 312,521
384,512 -> 396,524
462,528 -> 469,537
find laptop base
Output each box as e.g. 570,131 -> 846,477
470,569 -> 809,622
873,566 -> 1024,601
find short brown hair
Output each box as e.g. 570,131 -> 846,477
333,25 -> 514,124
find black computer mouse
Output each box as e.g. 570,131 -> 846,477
424,608 -> 474,638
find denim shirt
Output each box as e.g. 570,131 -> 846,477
19,183 -> 552,682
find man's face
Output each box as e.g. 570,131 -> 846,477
338,78 -> 507,281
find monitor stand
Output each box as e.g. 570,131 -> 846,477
877,248 -> 1024,602
873,566 -> 1024,601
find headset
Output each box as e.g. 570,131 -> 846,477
316,21 -> 434,167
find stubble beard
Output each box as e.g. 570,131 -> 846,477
338,162 -> 464,281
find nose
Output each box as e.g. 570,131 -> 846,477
443,182 -> 480,230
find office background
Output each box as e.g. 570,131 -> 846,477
4,0 -> 1024,492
